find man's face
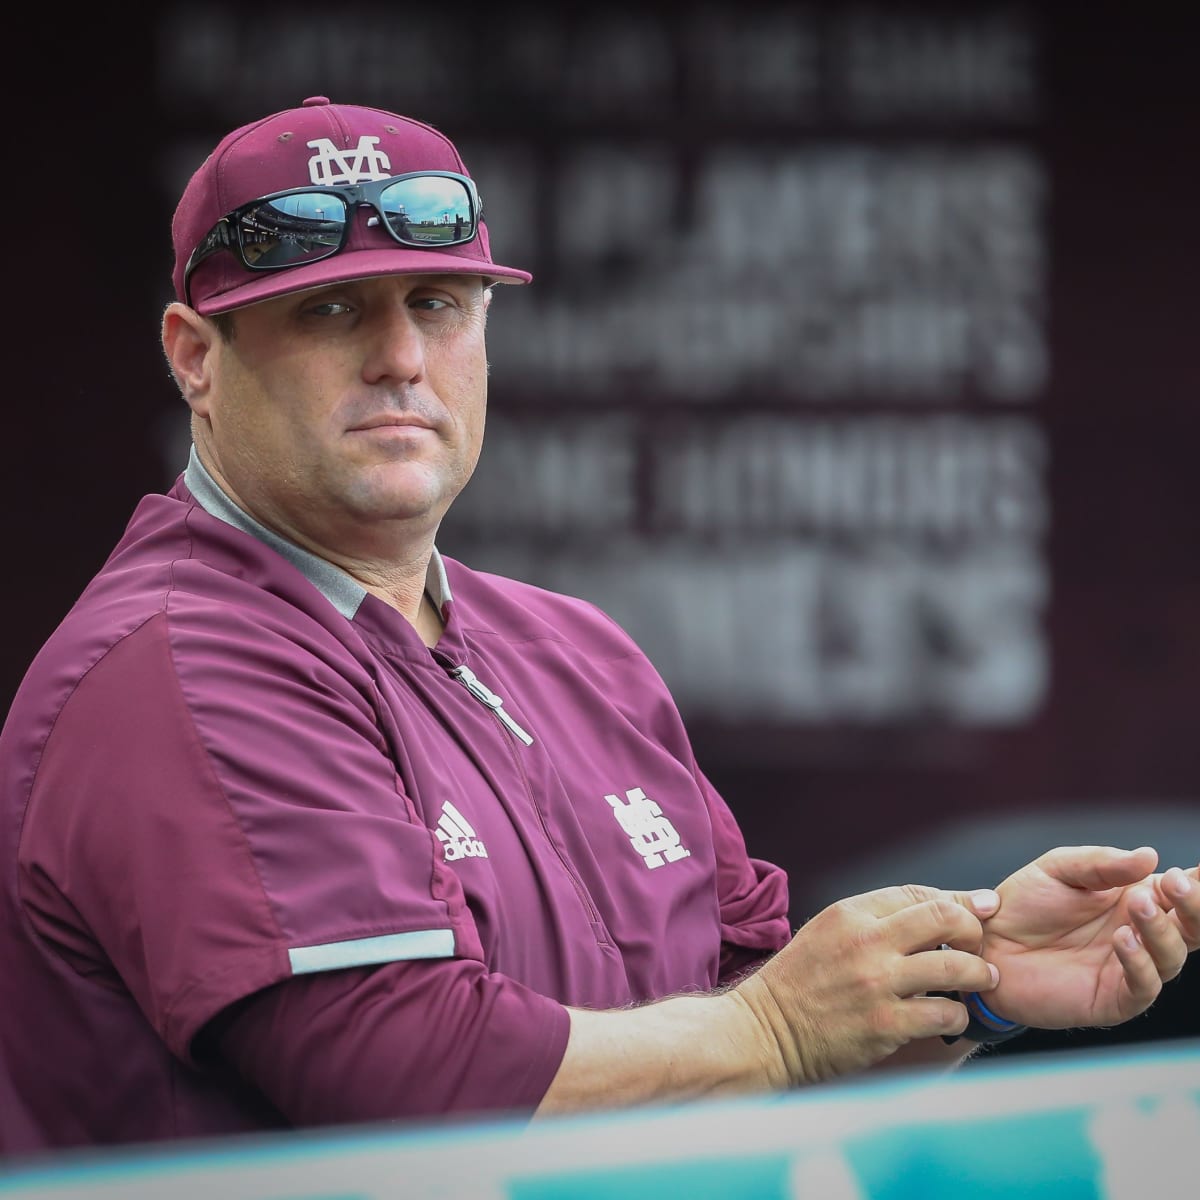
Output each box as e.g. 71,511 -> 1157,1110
195,273 -> 491,561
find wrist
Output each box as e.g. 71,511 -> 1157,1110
728,975 -> 807,1089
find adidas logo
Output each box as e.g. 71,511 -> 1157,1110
436,800 -> 489,862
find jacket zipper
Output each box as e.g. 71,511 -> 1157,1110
435,654 -> 605,935
446,663 -> 534,746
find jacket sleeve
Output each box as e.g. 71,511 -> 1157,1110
696,770 -> 792,984
209,957 -> 570,1124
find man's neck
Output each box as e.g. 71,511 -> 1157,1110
183,444 -> 450,642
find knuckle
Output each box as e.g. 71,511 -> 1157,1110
900,884 -> 937,906
930,896 -> 979,935
851,960 -> 886,998
934,952 -> 961,989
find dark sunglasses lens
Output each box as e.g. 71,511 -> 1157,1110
378,177 -> 475,245
237,194 -> 349,268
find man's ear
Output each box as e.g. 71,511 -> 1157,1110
161,302 -> 219,416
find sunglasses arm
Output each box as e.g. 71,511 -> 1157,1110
182,219 -> 237,305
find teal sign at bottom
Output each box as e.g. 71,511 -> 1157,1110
2,1040 -> 1197,1198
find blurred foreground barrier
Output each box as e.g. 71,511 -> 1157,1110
2,1039 -> 1197,1198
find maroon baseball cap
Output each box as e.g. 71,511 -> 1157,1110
172,96 -> 531,314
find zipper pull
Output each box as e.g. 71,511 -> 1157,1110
449,664 -> 534,746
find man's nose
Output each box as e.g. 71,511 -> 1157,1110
362,301 -> 427,385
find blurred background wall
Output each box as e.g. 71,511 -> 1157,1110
9,0 -> 1198,1055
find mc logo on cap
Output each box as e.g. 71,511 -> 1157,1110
307,135 -> 393,186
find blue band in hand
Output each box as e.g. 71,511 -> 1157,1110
963,990 -> 1021,1032
932,990 -> 1029,1045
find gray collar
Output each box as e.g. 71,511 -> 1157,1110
183,445 -> 452,620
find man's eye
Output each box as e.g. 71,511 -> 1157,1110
410,297 -> 450,311
308,300 -> 354,317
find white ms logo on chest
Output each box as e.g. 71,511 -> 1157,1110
605,787 -> 690,869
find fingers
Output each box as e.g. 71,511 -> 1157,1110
856,888 -> 996,1000
1125,884 -> 1189,982
848,884 -> 950,920
895,946 -> 998,1001
1037,844 -> 1159,890
952,888 -> 1001,920
1108,865 -> 1198,1023
850,884 -> 999,925
1111,919 -> 1166,1019
1156,866 -> 1200,952
913,991 -> 971,1042
879,893 -> 986,957
910,989 -> 987,1043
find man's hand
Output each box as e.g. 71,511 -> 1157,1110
979,845 -> 1200,1030
734,884 -> 1001,1086
538,883 -> 1001,1114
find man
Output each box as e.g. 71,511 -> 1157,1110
1,96 -> 1196,1154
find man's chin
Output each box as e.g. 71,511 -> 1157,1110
344,481 -> 455,526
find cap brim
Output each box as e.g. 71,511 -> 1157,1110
193,246 -> 531,315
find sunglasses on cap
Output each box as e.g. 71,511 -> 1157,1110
182,170 -> 482,306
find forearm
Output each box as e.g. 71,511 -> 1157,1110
534,990 -> 780,1116
538,883 -> 1021,1115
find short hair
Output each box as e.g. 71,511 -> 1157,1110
209,310 -> 236,342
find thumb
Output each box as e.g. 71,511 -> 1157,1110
1039,845 -> 1159,890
